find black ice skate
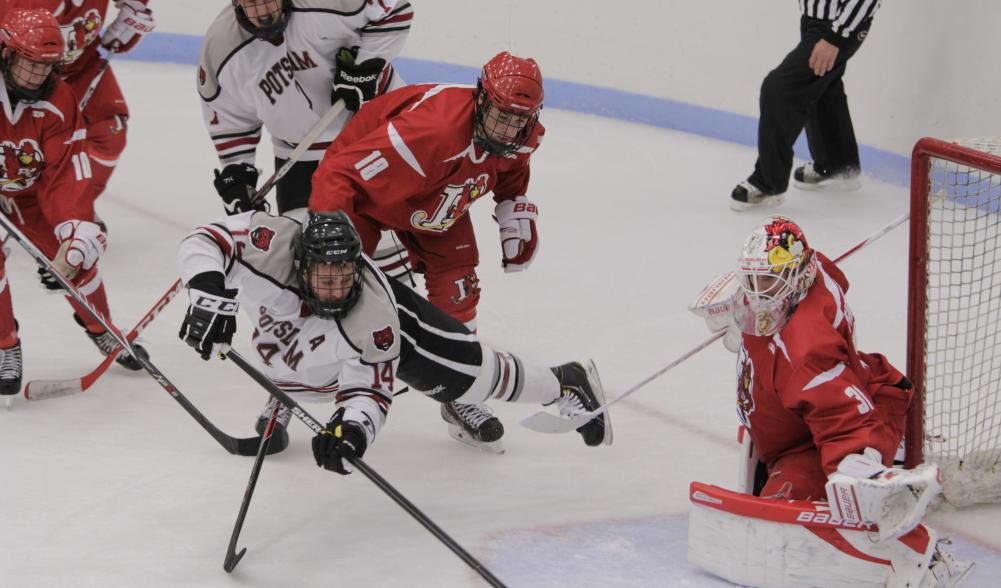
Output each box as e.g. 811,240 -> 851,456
730,181 -> 785,212
441,401 -> 505,454
75,313 -> 149,371
254,397 -> 291,455
793,162 -> 861,191
552,360 -> 613,446
0,340 -> 23,407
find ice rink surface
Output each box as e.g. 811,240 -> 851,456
1,61 -> 1000,587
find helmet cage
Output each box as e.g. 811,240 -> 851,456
294,212 -> 364,319
2,49 -> 59,102
473,81 -> 540,156
233,0 -> 291,41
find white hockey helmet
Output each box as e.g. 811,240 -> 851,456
733,216 -> 816,336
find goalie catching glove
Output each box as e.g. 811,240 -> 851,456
825,447 -> 942,542
689,271 -> 741,352
494,196 -> 539,272
312,407 -> 369,475
178,272 -> 239,360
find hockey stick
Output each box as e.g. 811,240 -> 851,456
520,211 -> 913,435
0,214 -> 260,455
23,277 -> 182,400
224,397 -> 282,572
225,350 -> 508,587
251,100 -> 347,205
79,45 -> 118,111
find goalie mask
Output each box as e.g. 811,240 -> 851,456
294,211 -> 364,319
0,9 -> 64,103
734,216 -> 816,337
474,51 -> 544,157
233,0 -> 291,41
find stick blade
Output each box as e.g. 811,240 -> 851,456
518,410 -> 586,434
24,379 -> 83,401
223,547 -> 246,573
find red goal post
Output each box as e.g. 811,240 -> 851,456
907,137 -> 1001,506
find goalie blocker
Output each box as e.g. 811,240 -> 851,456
687,482 -> 973,587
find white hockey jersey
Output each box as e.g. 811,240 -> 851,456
177,209 -> 402,445
197,0 -> 413,165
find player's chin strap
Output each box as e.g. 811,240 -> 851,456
223,349 -> 508,587
0,212 -> 260,455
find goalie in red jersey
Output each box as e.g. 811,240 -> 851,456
0,8 -> 148,399
310,51 -> 545,331
686,217 -> 971,587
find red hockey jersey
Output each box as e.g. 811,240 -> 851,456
0,77 -> 93,226
310,83 -> 545,235
737,253 -> 909,475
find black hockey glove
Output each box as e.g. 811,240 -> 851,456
178,272 -> 239,361
331,48 -> 390,112
213,163 -> 266,215
312,407 -> 368,475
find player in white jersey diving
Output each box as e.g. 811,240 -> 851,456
176,209 -> 611,460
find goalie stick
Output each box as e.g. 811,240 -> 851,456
0,213 -> 261,455
24,278 -> 183,400
224,350 -> 508,587
520,211 -> 913,435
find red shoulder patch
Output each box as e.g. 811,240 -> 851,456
250,226 -> 275,251
372,326 -> 394,351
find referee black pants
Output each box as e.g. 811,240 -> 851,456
749,16 -> 871,194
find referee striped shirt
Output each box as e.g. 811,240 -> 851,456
800,0 -> 881,39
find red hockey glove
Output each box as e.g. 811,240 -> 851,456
101,1 -> 156,53
494,196 -> 539,273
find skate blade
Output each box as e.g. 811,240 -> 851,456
729,193 -> 786,212
942,561 -> 975,588
447,425 -> 505,454
585,359 -> 613,446
4,395 -> 12,410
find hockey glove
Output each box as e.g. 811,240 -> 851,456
494,196 -> 539,272
47,220 -> 108,287
825,447 -> 942,542
213,163 -> 266,215
331,48 -> 392,112
312,407 -> 368,475
101,1 -> 156,53
179,272 -> 239,360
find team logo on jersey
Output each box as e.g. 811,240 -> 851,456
410,174 -> 489,232
449,272 -> 480,305
250,227 -> 276,251
735,348 -> 755,429
372,326 -> 395,351
60,9 -> 102,64
0,139 -> 45,192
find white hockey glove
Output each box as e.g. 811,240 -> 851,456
494,196 -> 539,273
51,220 -> 108,281
101,0 -> 155,53
825,447 -> 942,542
689,271 -> 741,353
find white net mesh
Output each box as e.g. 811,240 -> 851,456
921,137 -> 1001,506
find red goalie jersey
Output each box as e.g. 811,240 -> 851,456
738,253 -> 912,499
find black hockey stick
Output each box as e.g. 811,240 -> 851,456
225,350 -> 508,588
0,213 -> 260,455
224,398 -> 283,572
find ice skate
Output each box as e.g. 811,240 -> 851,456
730,181 -> 785,211
441,401 -> 505,454
793,161 -> 861,191
254,397 -> 291,455
0,340 -> 21,409
552,359 -> 613,446
75,313 -> 149,371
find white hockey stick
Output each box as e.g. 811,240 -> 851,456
520,210 -> 912,434
79,45 -> 118,111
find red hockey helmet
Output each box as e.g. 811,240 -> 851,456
0,8 -> 64,102
474,52 -> 544,156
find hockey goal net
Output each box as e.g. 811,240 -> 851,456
907,137 -> 1001,506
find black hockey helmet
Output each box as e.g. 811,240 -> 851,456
232,0 -> 291,41
294,210 -> 364,319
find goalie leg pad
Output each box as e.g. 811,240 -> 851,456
688,482 -> 939,588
